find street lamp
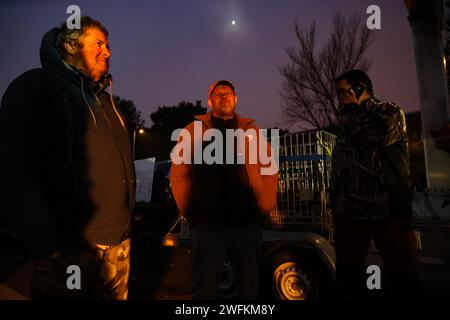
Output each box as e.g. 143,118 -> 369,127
133,127 -> 145,160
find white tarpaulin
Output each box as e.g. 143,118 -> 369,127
412,191 -> 450,219
134,157 -> 156,203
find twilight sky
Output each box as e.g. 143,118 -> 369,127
0,0 -> 420,129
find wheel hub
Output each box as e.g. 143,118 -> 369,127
273,261 -> 313,300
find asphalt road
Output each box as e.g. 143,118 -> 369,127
128,219 -> 450,300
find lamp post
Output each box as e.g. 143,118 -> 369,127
133,128 -> 145,160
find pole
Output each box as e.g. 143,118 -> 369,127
133,129 -> 136,160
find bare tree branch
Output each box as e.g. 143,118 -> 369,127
280,13 -> 374,130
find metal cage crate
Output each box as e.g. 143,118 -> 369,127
265,130 -> 336,239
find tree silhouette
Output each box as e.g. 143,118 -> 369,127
149,100 -> 207,135
114,96 -> 145,134
135,100 -> 207,161
280,13 -> 374,131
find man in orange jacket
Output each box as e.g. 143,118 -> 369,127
170,80 -> 278,299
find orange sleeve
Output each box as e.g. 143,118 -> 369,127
245,126 -> 279,215
170,123 -> 194,217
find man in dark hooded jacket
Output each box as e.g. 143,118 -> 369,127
0,16 -> 135,299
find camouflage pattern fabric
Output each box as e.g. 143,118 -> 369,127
330,97 -> 412,221
31,238 -> 131,300
95,238 -> 131,300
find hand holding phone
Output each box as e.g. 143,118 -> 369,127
352,85 -> 364,100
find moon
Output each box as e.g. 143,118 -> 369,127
232,20 -> 236,26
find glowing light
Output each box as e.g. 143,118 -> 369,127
164,239 -> 175,247
232,20 -> 236,26
138,128 -> 145,134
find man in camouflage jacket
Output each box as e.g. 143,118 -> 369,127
331,70 -> 421,299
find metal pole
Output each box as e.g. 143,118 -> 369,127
133,129 -> 136,160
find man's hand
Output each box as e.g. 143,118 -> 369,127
338,87 -> 359,107
339,89 -> 365,116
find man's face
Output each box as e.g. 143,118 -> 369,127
69,27 -> 110,81
336,79 -> 371,109
208,85 -> 237,120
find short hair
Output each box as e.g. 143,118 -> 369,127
335,70 -> 373,96
56,16 -> 109,58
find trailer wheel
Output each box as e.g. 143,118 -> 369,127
269,256 -> 319,300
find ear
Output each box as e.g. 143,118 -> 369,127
207,98 -> 212,109
64,42 -> 77,56
234,95 -> 238,105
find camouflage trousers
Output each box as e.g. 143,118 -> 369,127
31,238 -> 131,300
94,239 -> 131,300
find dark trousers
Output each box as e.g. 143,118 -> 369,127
191,221 -> 262,300
334,218 -> 421,299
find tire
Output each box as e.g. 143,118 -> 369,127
267,252 -> 320,300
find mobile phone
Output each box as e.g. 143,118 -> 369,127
352,85 -> 364,100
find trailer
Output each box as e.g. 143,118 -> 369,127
136,130 -> 338,300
